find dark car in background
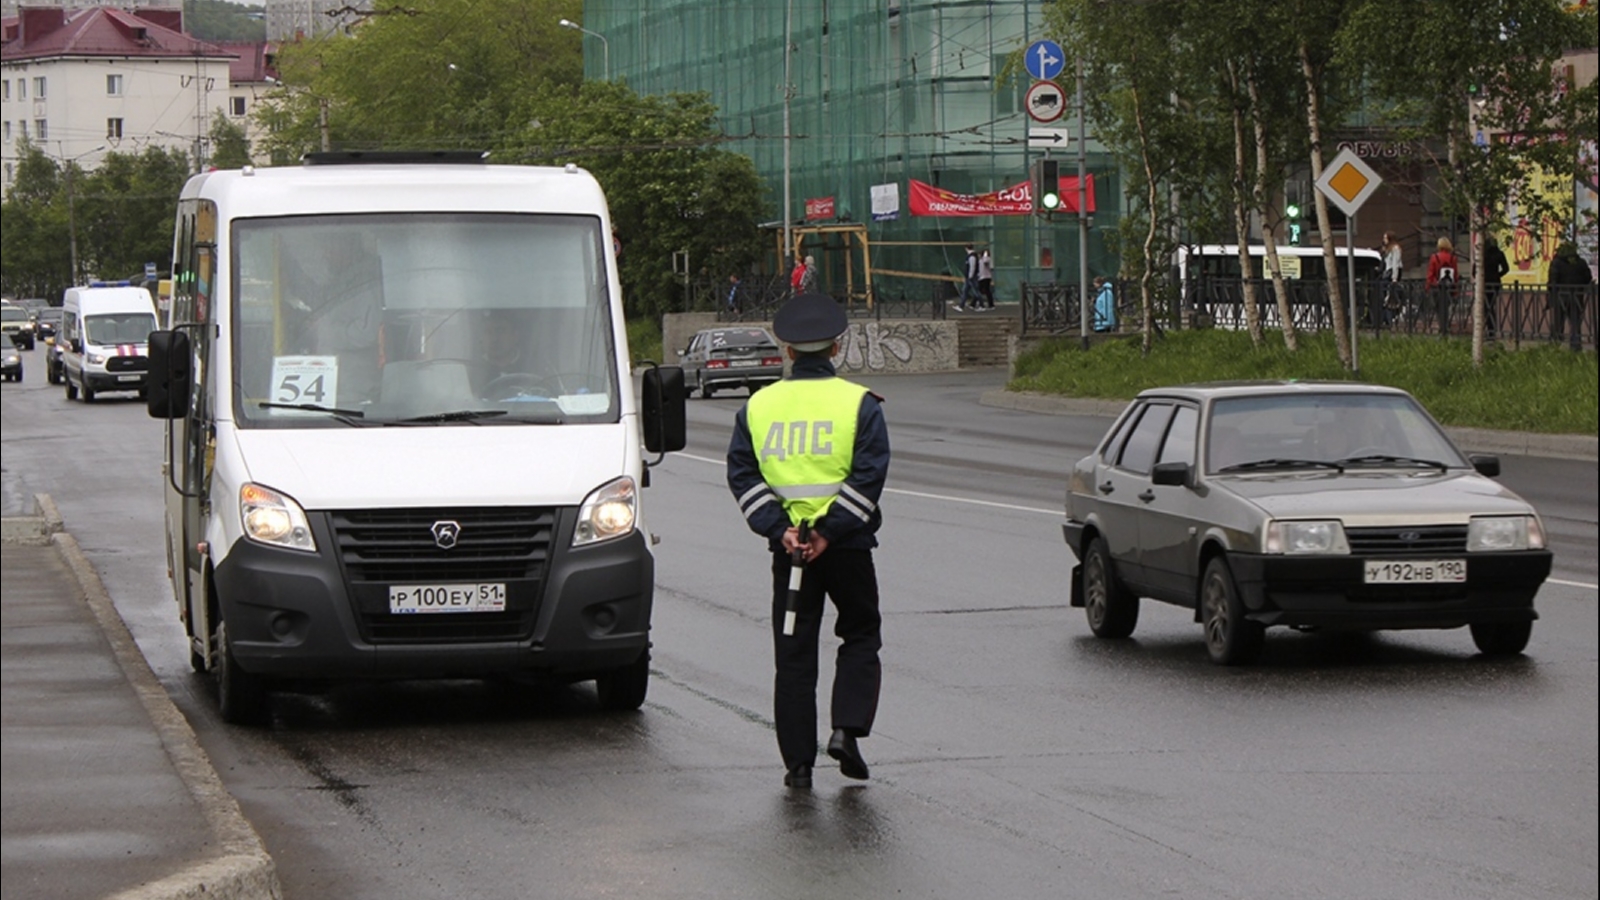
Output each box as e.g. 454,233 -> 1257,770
677,326 -> 785,398
1062,381 -> 1552,665
34,307 -> 63,340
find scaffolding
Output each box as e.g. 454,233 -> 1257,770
585,0 -> 1124,302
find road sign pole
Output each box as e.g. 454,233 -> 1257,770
1348,215 -> 1359,373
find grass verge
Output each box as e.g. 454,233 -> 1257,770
1008,330 -> 1597,435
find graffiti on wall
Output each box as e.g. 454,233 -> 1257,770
833,321 -> 956,372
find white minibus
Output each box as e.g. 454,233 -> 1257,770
146,152 -> 687,724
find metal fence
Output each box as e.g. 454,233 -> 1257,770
1020,277 -> 1595,349
689,277 -> 955,324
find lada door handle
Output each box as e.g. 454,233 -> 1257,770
1098,480 -> 1114,495
1138,489 -> 1157,503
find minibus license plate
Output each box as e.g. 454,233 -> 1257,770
118,374 -> 141,382
390,583 -> 507,614
1363,560 -> 1466,584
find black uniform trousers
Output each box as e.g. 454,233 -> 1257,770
768,546 -> 882,770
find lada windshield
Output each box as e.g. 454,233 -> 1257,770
1207,392 -> 1467,474
1,306 -> 28,323
85,313 -> 157,344
231,213 -> 619,427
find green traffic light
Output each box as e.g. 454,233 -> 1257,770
1042,192 -> 1061,210
1286,203 -> 1301,218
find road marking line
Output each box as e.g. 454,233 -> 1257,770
673,452 -> 1059,516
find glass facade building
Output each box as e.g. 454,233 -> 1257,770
583,0 -> 1123,303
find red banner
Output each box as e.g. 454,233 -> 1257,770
805,196 -> 836,220
908,176 -> 1096,216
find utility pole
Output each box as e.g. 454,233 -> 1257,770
67,163 -> 80,285
782,0 -> 794,270
1077,57 -> 1090,350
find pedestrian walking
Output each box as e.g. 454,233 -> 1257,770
953,244 -> 979,311
800,254 -> 819,294
1093,276 -> 1117,332
1483,235 -> 1509,339
1426,237 -> 1461,335
788,256 -> 807,297
1373,232 -> 1404,328
1547,241 -> 1593,352
725,292 -> 890,790
977,248 -> 995,310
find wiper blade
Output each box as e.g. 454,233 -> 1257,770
399,409 -> 510,424
1337,454 -> 1449,470
1218,458 -> 1344,473
256,401 -> 367,425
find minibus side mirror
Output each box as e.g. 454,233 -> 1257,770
146,329 -> 191,419
641,364 -> 687,455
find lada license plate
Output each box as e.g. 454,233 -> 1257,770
389,583 -> 507,614
730,359 -> 759,367
1363,560 -> 1466,584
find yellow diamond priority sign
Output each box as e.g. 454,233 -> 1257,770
1315,148 -> 1382,218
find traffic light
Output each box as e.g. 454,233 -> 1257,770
1031,159 -> 1061,214
1286,202 -> 1302,245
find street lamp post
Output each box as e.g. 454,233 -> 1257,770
57,144 -> 106,286
558,19 -> 609,81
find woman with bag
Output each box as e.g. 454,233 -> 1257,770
1425,237 -> 1460,335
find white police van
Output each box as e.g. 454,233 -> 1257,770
146,152 -> 686,724
60,283 -> 160,401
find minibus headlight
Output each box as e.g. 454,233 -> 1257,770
574,476 -> 637,546
240,483 -> 317,552
86,351 -> 106,365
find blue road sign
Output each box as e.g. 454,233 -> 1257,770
1025,40 -> 1066,82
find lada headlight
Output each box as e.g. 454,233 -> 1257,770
1467,515 -> 1544,551
1264,520 -> 1350,555
574,476 -> 637,546
240,483 -> 317,552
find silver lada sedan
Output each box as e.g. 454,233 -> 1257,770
1062,381 -> 1552,665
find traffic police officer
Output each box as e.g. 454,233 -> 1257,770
726,292 -> 890,789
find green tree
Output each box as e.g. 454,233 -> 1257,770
504,82 -> 768,319
1,141 -> 71,300
209,114 -> 253,169
75,147 -> 191,280
1341,0 -> 1594,366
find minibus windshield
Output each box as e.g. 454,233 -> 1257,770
232,213 -> 619,428
85,313 -> 157,344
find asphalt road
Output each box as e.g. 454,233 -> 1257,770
3,347 -> 1596,900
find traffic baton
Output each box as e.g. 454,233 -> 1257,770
782,521 -> 810,636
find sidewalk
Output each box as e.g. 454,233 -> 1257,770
1,495 -> 279,900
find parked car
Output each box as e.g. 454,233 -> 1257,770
34,307 -> 63,340
1062,381 -> 1552,664
678,326 -> 785,398
1,301 -> 34,350
1,343 -> 20,382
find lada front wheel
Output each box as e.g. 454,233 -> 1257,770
1469,620 -> 1531,657
1201,557 -> 1263,666
1084,536 -> 1138,639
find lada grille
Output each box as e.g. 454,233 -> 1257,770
1345,525 -> 1468,556
106,355 -> 148,373
331,506 -> 556,643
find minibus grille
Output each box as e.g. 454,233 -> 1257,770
106,355 -> 147,373
1345,525 -> 1468,556
331,506 -> 557,643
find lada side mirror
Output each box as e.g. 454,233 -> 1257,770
1469,455 -> 1500,478
146,329 -> 191,420
1151,460 -> 1191,486
641,364 -> 687,455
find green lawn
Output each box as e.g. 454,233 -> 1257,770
1008,330 -> 1598,436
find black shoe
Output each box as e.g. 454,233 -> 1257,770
827,729 -> 869,780
784,764 -> 812,789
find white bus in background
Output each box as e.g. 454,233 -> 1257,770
1178,244 -> 1384,330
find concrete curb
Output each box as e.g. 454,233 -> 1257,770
980,390 -> 1599,462
40,502 -> 282,900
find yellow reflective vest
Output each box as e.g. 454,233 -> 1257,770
745,376 -> 870,526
